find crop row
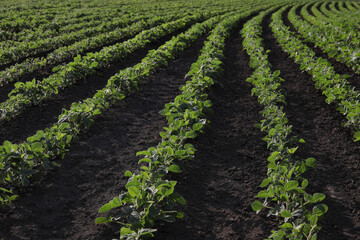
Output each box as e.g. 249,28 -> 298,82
0,10 -> 190,86
0,13 -> 211,124
0,11 -> 178,65
95,5 -> 274,239
242,6 -> 327,240
272,4 -> 360,142
0,10 -> 226,207
290,3 -> 360,74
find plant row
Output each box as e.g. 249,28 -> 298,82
273,5 -> 360,140
0,11 -> 175,65
0,9 -> 125,43
0,10 -> 190,87
289,4 -> 360,74
0,13 -> 211,124
0,11 -> 227,207
241,7 -> 327,240
95,8 -> 262,239
312,2 -> 360,33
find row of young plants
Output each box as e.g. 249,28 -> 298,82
0,10 -> 190,86
0,2 -> 140,35
309,1 -> 360,34
272,5 -> 360,141
0,3 -> 194,46
311,2 -> 359,32
0,11 -> 227,208
0,12 -> 136,46
94,9 -> 261,239
0,7 -> 95,34
289,4 -> 360,74
343,1 -> 360,11
0,4 -> 239,86
0,13 -> 210,124
241,7 -> 327,240
304,2 -> 360,47
0,8 -> 126,43
0,11 -> 172,65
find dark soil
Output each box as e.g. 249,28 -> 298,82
155,23 -> 276,240
0,31 -> 205,240
284,7 -> 360,92
263,13 -> 360,240
0,26 -> 194,145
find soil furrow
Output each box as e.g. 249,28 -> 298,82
0,31 -> 205,240
263,13 -> 360,240
0,25 -> 195,145
283,8 -> 360,92
155,23 -> 276,240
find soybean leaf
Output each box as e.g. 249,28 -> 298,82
251,201 -> 263,212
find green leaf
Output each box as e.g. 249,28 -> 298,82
251,201 -> 263,211
305,157 -> 316,168
98,197 -> 122,213
93,109 -> 101,115
124,171 -> 132,177
95,217 -> 110,224
301,179 -> 309,188
312,204 -> 328,216
279,222 -> 292,228
52,66 -> 60,72
269,128 -> 276,136
120,227 -> 136,236
138,158 -> 151,164
159,132 -> 167,138
312,193 -> 325,203
185,130 -> 196,138
311,233 -> 317,240
285,180 -> 298,191
310,215 -> 318,226
255,190 -> 274,198
192,123 -> 203,131
268,151 -> 279,162
31,142 -> 43,152
168,164 -> 181,173
260,178 -> 271,187
136,150 -> 150,156
354,131 -> 360,142
3,141 -> 14,154
170,192 -> 186,205
299,138 -> 306,143
280,210 -> 292,218
138,228 -> 157,235
273,70 -> 281,77
128,186 -> 140,197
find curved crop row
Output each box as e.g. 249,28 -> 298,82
289,4 -> 360,74
272,5 -> 360,141
0,12 -> 225,207
95,8 -> 263,239
242,7 -> 327,240
0,12 -> 169,65
0,13 -> 210,124
0,10 -> 189,87
310,2 -> 360,33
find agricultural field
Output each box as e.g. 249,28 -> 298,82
0,0 -> 359,239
